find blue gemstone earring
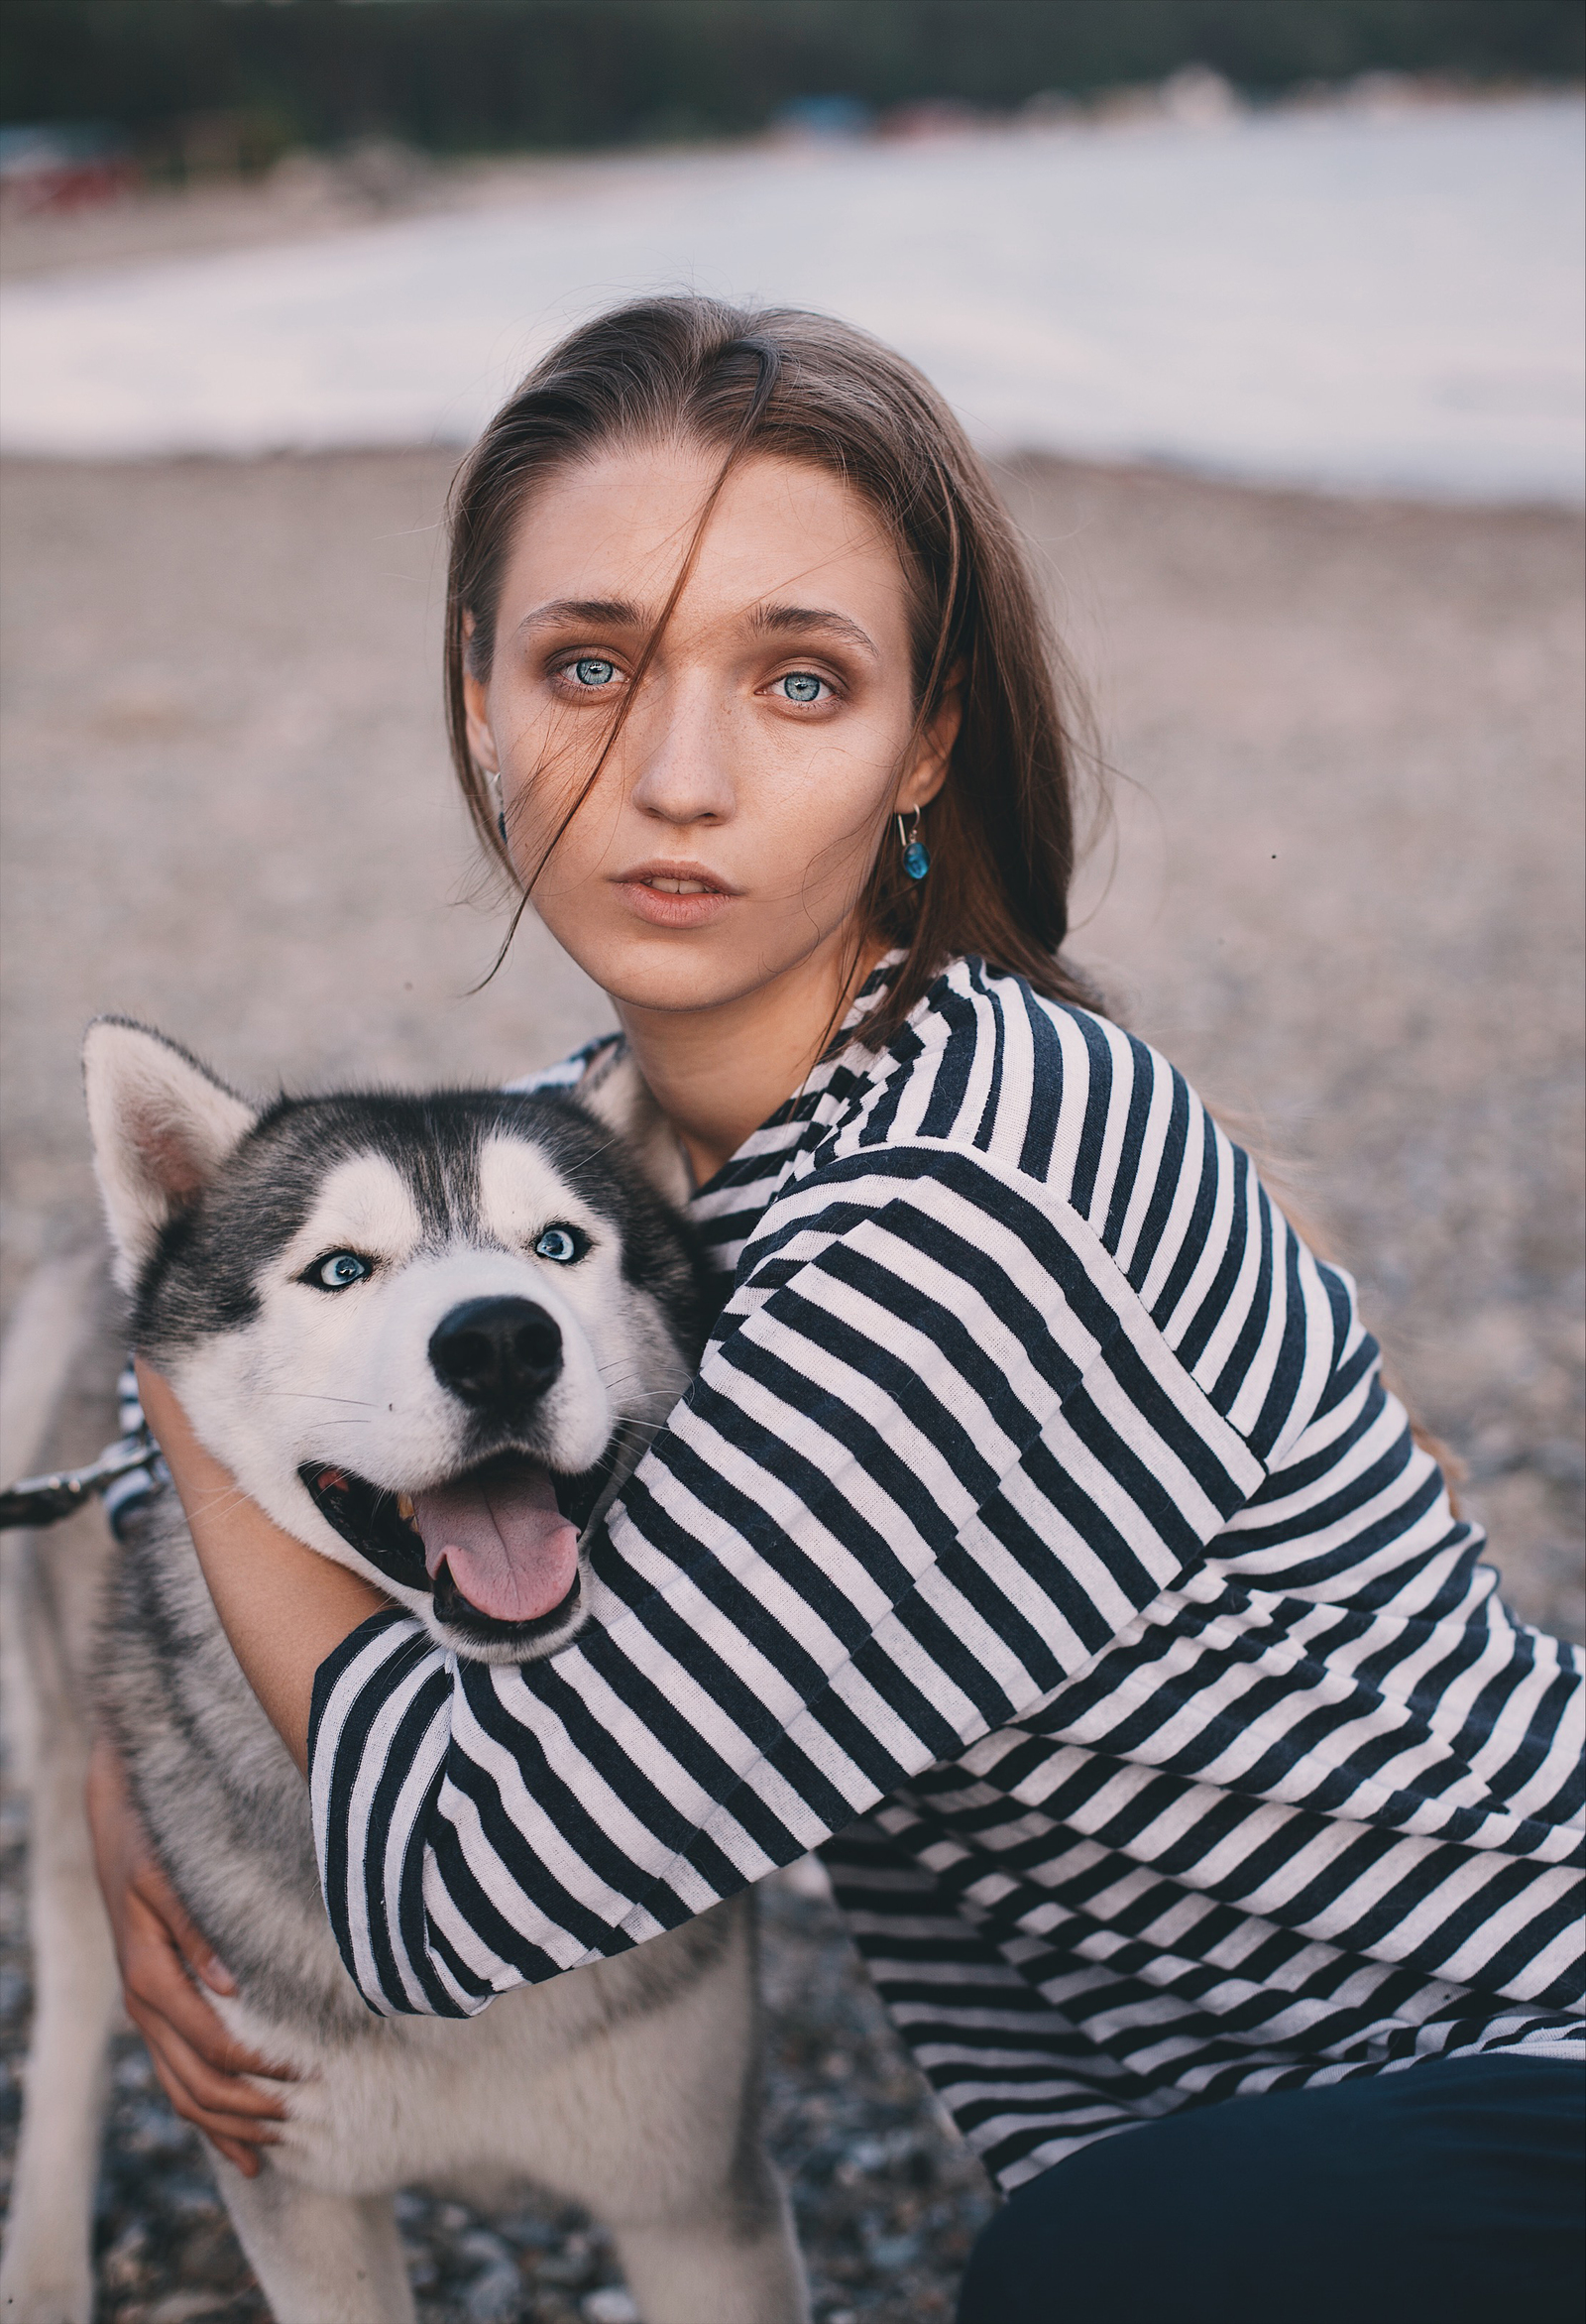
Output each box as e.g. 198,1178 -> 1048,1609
487,769 -> 509,846
897,808 -> 931,882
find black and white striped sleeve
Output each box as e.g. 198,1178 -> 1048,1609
307,1132 -> 1332,2017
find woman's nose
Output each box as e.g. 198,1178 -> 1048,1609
626,678 -> 736,826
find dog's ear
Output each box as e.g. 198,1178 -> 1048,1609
574,1043 -> 692,1211
83,1019 -> 259,1291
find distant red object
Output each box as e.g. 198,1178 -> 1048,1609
0,126 -> 139,216
876,98 -> 985,141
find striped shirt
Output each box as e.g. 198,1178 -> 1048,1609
309,957 -> 1583,2192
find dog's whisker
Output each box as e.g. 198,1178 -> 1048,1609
261,1391 -> 380,1408
599,1368 -> 671,1394
186,1483 -> 258,1522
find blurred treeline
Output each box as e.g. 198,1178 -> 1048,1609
4,0 -> 1582,159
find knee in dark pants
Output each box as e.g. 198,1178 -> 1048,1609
956,2061 -> 1585,2324
956,2191 -> 1060,2324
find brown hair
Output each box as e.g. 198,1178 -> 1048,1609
445,294 -> 1104,1048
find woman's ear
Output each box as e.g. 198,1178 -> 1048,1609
899,661 -> 965,812
461,618 -> 499,777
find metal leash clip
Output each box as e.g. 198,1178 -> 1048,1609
0,1428 -> 163,1531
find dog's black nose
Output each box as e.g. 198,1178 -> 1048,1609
428,1298 -> 562,1412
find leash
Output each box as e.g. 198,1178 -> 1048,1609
0,1428 -> 163,1532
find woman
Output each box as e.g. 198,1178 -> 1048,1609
90,297 -> 1582,2322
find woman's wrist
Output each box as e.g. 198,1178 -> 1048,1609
134,1357 -> 390,1775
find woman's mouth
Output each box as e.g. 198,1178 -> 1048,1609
613,862 -> 738,929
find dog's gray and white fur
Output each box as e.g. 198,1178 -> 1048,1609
0,1021 -> 808,2324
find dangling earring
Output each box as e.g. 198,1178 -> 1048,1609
897,807 -> 931,882
485,767 -> 509,847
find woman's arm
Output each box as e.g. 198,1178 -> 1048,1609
134,1359 -> 388,1775
310,1143 -> 1287,2019
88,1365 -> 387,2153
85,1736 -> 292,2175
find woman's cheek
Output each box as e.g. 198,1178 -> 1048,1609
768,742 -> 893,882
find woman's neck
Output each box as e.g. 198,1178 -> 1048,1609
614,931 -> 879,1186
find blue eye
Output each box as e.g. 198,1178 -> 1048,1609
572,656 -> 616,688
778,672 -> 825,704
534,1225 -> 584,1264
311,1251 -> 371,1290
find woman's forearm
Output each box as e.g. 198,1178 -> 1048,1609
135,1359 -> 389,1775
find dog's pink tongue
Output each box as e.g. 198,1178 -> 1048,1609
411,1468 -> 577,1624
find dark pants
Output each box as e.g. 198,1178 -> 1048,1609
958,2057 -> 1584,2324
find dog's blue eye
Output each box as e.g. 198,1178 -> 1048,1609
313,1252 -> 370,1290
571,656 -> 615,688
534,1226 -> 582,1264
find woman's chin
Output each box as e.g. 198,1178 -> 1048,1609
535,888 -> 861,1022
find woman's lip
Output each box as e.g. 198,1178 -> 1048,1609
610,862 -> 740,930
613,861 -> 739,895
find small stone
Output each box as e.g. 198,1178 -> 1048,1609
499,2210 -> 562,2248
583,2290 -> 640,2324
869,2231 -> 922,2269
537,2247 -> 599,2289
775,1853 -> 835,1901
464,2257 -> 522,2323
401,2247 -> 438,2290
101,2221 -> 149,2289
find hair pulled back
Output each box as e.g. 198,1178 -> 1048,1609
445,293 -> 1102,1047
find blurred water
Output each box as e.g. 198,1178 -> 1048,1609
1,96 -> 1580,500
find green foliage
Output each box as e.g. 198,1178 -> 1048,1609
3,0 -> 1581,153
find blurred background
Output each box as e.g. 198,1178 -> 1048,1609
1,4 -> 1583,2321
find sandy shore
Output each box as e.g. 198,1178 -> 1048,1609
0,446 -> 1581,2319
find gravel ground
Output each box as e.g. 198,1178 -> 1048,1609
0,1801 -> 989,2323
1,443 -> 1581,2317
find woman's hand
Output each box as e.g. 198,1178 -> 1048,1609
86,1734 -> 294,2177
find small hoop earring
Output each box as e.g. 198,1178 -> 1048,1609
896,808 -> 931,882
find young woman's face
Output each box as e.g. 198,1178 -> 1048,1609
464,442 -> 953,1018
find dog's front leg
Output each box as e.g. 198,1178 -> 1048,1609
0,1537 -> 122,2324
213,2163 -> 414,2324
612,2155 -> 810,2324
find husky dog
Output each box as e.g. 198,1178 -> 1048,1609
0,1021 -> 808,2324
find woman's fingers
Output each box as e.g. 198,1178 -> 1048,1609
210,2134 -> 266,2180
135,2022 -> 279,2177
125,1995 -> 285,2130
130,1858 -> 235,1995
120,1889 -> 292,2094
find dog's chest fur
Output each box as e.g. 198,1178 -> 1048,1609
99,1490 -> 755,2201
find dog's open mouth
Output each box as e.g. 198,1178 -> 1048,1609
300,1451 -> 613,1642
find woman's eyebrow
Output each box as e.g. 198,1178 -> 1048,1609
749,604 -> 879,656
515,596 -> 647,638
